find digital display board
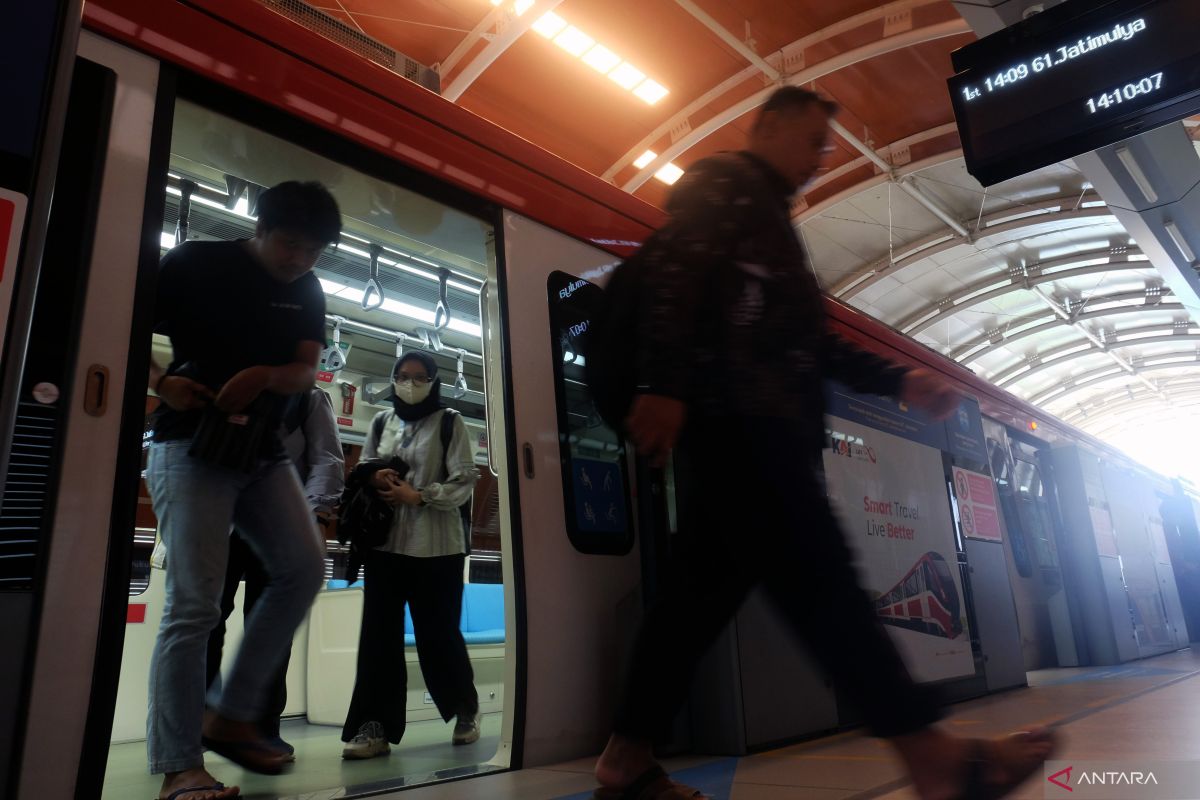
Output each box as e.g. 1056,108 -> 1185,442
948,0 -> 1200,186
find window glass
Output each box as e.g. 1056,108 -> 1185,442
546,271 -> 634,554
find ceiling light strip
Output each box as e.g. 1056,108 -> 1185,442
525,6 -> 669,105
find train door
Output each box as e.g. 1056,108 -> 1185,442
498,212 -> 645,766
14,30 -> 524,800
983,421 -> 1077,669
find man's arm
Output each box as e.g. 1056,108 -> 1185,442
214,339 -> 321,413
302,389 -> 346,512
824,333 -> 960,420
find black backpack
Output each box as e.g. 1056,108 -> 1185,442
371,408 -> 473,551
583,247 -> 651,433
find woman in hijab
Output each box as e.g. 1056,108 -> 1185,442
340,350 -> 482,758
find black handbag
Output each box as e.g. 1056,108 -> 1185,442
188,397 -> 272,473
337,456 -> 410,551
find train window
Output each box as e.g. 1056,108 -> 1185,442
1013,458 -> 1060,568
546,271 -> 634,555
984,429 -> 1034,577
110,96 -> 509,797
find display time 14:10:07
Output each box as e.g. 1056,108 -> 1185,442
1085,72 -> 1163,114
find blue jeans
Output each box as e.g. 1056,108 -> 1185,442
144,440 -> 325,774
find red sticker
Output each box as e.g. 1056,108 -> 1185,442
0,198 -> 15,282
337,416 -> 354,427
127,604 -> 147,624
317,371 -> 334,383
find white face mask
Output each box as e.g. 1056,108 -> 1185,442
394,379 -> 433,405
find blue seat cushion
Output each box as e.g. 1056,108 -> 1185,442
462,583 -> 505,634
463,628 -> 505,645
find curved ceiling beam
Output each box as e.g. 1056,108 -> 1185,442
1030,358 -> 1200,406
602,0 -> 946,182
1029,287 -> 1169,401
793,149 -> 963,224
1061,381 -> 1200,427
800,123 -> 958,196
996,335 -> 1200,388
442,0 -> 566,102
830,196 -> 1112,299
950,297 -> 1185,367
1073,394 -> 1200,440
899,249 -> 1150,336
439,6 -> 506,77
622,18 -> 971,192
989,322 -> 1198,386
949,291 -> 1182,363
672,0 -> 779,80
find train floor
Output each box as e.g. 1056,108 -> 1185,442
101,713 -> 503,799
102,648 -> 1200,799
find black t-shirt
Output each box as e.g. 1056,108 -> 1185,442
151,240 -> 326,452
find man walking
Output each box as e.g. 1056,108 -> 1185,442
146,181 -> 339,800
592,88 -> 1056,800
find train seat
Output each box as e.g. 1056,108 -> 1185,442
306,581 -> 507,726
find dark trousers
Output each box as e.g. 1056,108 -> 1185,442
205,531 -> 290,737
614,416 -> 941,741
342,551 -> 479,743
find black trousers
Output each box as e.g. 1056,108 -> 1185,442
342,551 -> 478,743
205,531 -> 290,737
614,416 -> 941,741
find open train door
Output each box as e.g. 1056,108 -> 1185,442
497,211 -> 647,767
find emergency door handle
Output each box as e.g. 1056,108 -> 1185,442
84,364 -> 110,417
523,443 -> 535,479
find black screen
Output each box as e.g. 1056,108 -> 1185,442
948,0 -> 1200,185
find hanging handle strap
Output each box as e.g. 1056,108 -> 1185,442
452,349 -> 469,398
325,316 -> 348,372
175,179 -> 197,245
395,333 -> 406,359
433,267 -> 451,330
363,245 -> 385,311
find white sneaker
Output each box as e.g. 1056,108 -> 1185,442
342,721 -> 390,759
452,711 -> 482,745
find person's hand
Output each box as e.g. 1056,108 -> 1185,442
901,368 -> 960,421
625,394 -> 687,468
215,366 -> 270,413
157,375 -> 214,411
369,468 -> 400,491
378,480 -> 422,507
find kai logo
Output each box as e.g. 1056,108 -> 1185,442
558,279 -> 587,300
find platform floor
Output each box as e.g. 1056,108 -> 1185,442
106,648 -> 1200,799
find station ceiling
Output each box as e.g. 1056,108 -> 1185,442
308,0 -> 1200,442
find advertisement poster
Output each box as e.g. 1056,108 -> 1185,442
952,467 -> 1003,542
824,418 -> 975,682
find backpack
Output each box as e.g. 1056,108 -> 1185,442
371,408 -> 473,551
583,247 -> 650,432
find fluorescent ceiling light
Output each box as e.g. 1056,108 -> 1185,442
1165,220 -> 1197,264
553,26 -> 594,57
514,0 -> 534,15
160,232 -> 176,250
608,62 -> 645,90
1115,146 -> 1158,203
633,79 -> 668,105
633,150 -> 658,169
655,163 -> 685,185
582,44 -> 621,74
532,11 -> 567,38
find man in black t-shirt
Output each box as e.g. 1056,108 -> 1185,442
144,181 -> 340,800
